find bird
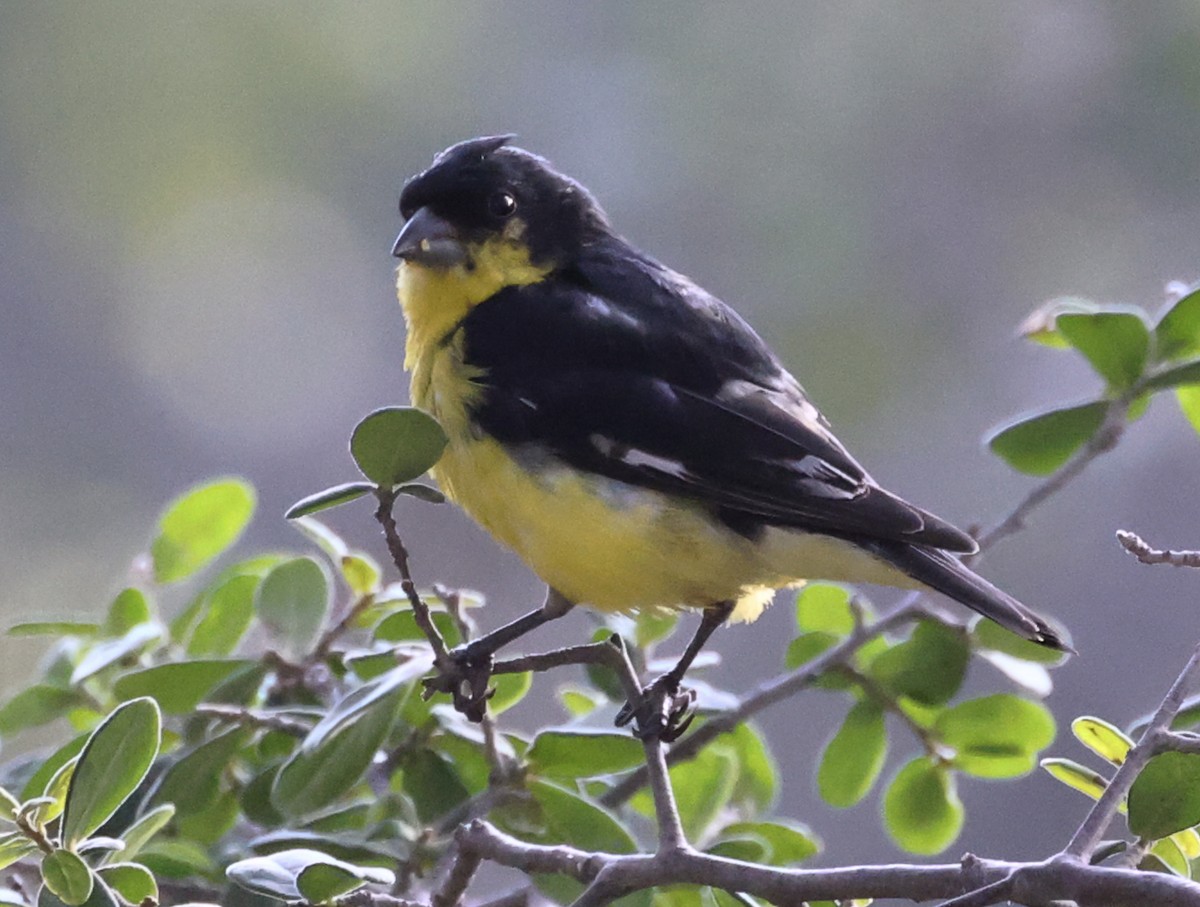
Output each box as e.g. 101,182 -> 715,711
391,135 -> 1067,738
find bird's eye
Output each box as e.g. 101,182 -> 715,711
488,189 -> 517,219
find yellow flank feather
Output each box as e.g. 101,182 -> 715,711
397,241 -> 918,624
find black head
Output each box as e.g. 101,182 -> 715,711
394,136 -> 609,269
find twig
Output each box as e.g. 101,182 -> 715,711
1065,643 -> 1200,859
1158,731 -> 1200,755
312,592 -> 377,662
935,872 -> 1014,907
601,595 -> 923,807
1116,530 -> 1200,569
374,489 -> 449,665
194,703 -> 313,738
836,663 -> 947,760
430,848 -> 480,907
335,891 -> 426,907
973,399 -> 1127,555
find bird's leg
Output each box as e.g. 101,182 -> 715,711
615,600 -> 735,742
424,587 -> 575,722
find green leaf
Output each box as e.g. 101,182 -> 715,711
818,700 -> 887,806
350,407 -> 447,486
664,745 -> 738,842
21,735 -> 88,801
134,840 -> 214,879
36,759 -> 77,825
272,658 -> 430,818
186,573 -> 259,657
151,478 -> 256,584
70,624 -> 163,686
1057,311 -> 1150,390
1128,752 -> 1200,839
396,483 -> 446,504
870,620 -> 968,706
485,671 -> 529,716
154,728 -> 247,816
116,804 -> 175,861
229,849 -> 394,903
783,632 -> 848,689
285,483 -> 374,520
1146,836 -> 1190,877
1072,716 -> 1134,767
1017,295 -> 1101,348
1155,287 -> 1200,360
635,610 -> 679,648
96,864 -> 156,905
1177,386 -> 1200,436
719,820 -> 819,865
528,780 -> 637,853
399,749 -> 470,822
113,660 -> 254,714
255,557 -> 330,657
42,850 -> 94,906
341,555 -> 380,596
7,623 -> 98,638
722,723 -> 779,812
0,686 -> 86,736
883,757 -> 964,855
971,616 -> 1070,665
62,698 -> 162,848
936,694 -> 1055,778
0,833 -> 38,871
795,583 -> 858,636
102,589 -> 152,637
528,729 -> 644,779
37,877 -> 118,907
988,401 -> 1109,476
1041,757 -> 1109,801
373,609 -> 460,648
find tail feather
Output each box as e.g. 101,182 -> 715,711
861,540 -> 1072,652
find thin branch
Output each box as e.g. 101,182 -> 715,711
836,663 -> 947,760
1116,530 -> 1200,569
973,399 -> 1127,555
601,594 -> 923,807
1158,731 -> 1200,755
374,489 -> 449,665
335,891 -> 426,907
312,592 -> 376,662
935,872 -> 1014,907
1065,643 -> 1200,859
430,848 -> 480,907
194,703 -> 313,738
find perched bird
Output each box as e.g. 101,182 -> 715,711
392,135 -> 1066,737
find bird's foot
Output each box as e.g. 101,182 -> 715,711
614,674 -> 697,742
422,644 -> 494,723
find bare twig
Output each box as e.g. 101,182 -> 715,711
430,848 -> 480,907
1065,643 -> 1200,859
836,663 -> 947,760
194,703 -> 313,738
374,489 -> 449,665
335,891 -> 426,907
973,400 -> 1127,555
312,592 -> 376,662
1116,530 -> 1200,569
1158,731 -> 1200,754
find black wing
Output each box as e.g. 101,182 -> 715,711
458,237 -> 976,553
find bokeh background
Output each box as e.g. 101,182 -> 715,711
3,0 -> 1200,872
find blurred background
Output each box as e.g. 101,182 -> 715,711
3,0 -> 1199,870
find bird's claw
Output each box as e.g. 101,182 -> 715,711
614,675 -> 697,742
422,646 -> 495,723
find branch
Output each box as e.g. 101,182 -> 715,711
1116,530 -> 1200,569
1065,643 -> 1200,859
312,592 -> 376,662
373,489 -> 449,665
194,703 -> 312,738
456,820 -> 1200,905
973,399 -> 1127,555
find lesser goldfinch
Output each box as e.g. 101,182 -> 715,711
392,136 -> 1066,736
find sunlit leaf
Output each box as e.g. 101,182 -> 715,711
1155,287 -> 1200,360
1177,386 -> 1200,437
102,590 -> 152,637
151,478 -> 256,583
41,851 -> 93,906
1041,757 -> 1109,801
818,700 -> 887,806
936,694 -> 1054,778
528,729 -> 643,779
350,407 -> 447,487
719,820 -> 820,865
154,728 -> 247,816
1056,311 -> 1150,390
117,804 -> 175,861
883,757 -> 963,855
987,401 -> 1108,476
795,584 -> 859,636
114,660 -> 254,714
870,620 -> 968,706
1017,296 -> 1100,348
0,686 -> 86,737
1072,716 -> 1134,767
971,616 -> 1070,665
1142,358 -> 1200,392
96,864 -> 156,905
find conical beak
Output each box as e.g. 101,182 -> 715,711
391,207 -> 468,269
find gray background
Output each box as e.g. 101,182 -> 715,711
3,0 -> 1199,870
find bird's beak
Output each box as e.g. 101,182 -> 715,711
392,207 -> 468,269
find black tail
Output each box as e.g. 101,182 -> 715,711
861,540 -> 1072,652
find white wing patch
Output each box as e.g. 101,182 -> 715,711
589,434 -> 690,479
